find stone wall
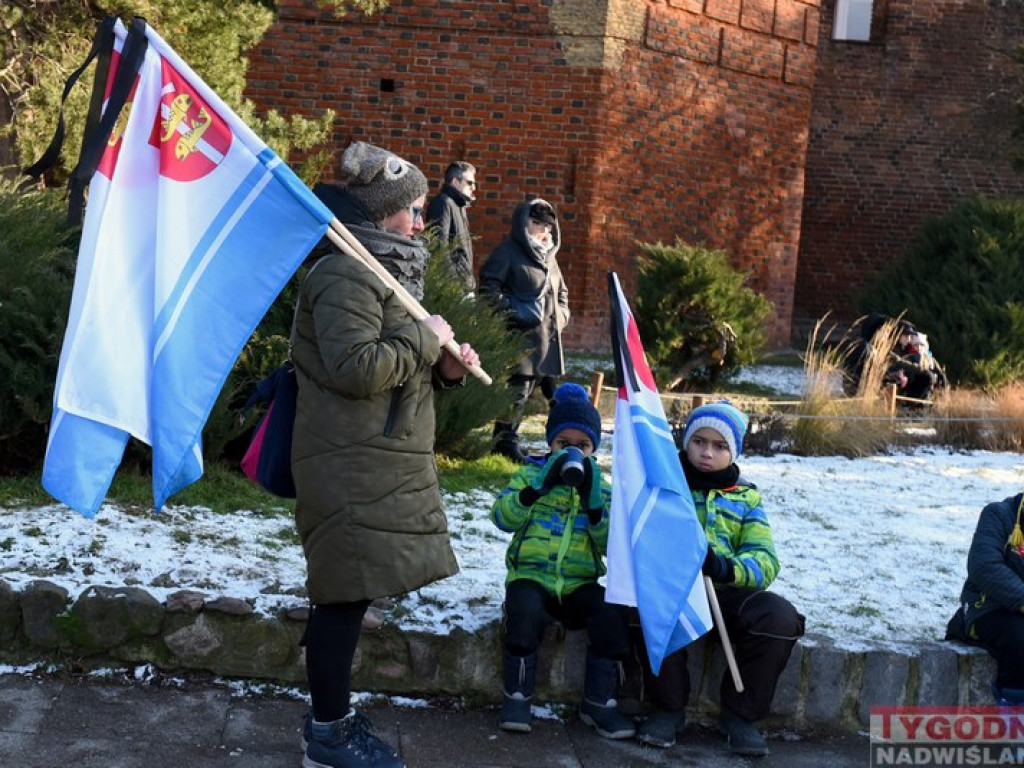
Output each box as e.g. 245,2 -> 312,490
246,0 -> 817,349
794,0 -> 1024,334
0,578 -> 999,732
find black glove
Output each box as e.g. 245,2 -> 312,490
518,450 -> 570,506
702,544 -> 734,583
579,457 -> 604,525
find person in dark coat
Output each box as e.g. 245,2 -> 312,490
479,198 -> 570,461
889,321 -> 940,403
842,314 -> 941,403
290,142 -> 480,768
946,494 -> 1024,705
425,160 -> 477,293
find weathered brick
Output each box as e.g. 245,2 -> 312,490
667,0 -> 703,11
741,0 -> 776,34
647,6 -> 722,65
794,0 -> 1024,332
248,0 -> 814,350
721,27 -> 785,80
784,44 -> 816,88
776,0 -> 807,41
705,0 -> 741,25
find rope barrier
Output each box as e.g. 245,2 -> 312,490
590,384 -> 1024,423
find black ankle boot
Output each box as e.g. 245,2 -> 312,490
491,422 -> 526,463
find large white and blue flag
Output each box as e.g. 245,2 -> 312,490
42,19 -> 332,517
605,272 -> 712,674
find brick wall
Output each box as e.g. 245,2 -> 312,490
247,0 -> 817,350
794,0 -> 1024,337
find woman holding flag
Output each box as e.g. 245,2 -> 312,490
289,142 -> 479,768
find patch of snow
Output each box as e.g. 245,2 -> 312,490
730,363 -> 843,397
2,363 -> 1019,653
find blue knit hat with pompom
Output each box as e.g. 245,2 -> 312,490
546,383 -> 601,449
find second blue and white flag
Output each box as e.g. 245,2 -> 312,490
605,272 -> 712,674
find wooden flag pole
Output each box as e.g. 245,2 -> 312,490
324,218 -> 492,386
704,575 -> 745,692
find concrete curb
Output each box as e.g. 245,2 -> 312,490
0,578 -> 995,733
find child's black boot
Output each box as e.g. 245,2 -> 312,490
498,650 -> 537,733
579,651 -> 636,739
718,706 -> 769,757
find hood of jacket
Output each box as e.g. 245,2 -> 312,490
508,198 -> 560,264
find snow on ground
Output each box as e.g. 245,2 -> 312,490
731,364 -> 810,396
399,447 -> 1022,652
731,362 -> 845,397
2,365 -> 1020,654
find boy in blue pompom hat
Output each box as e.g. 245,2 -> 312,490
634,400 -> 805,756
490,382 -> 634,740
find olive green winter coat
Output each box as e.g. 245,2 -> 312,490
290,252 -> 459,604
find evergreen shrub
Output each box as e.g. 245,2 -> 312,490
634,239 -> 771,391
858,197 -> 1024,388
0,180 -> 78,472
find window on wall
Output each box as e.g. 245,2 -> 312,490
833,0 -> 874,41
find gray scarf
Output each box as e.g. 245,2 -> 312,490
347,222 -> 430,301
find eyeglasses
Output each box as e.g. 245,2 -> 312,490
461,179 -> 477,188
409,205 -> 424,221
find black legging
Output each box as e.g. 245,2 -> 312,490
304,600 -> 371,722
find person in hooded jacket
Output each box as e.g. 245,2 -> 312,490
946,493 -> 1024,706
479,198 -> 570,462
290,142 -> 480,768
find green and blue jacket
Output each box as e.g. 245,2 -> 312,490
491,457 -> 610,600
696,482 -> 780,590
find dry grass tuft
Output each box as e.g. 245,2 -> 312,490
852,319 -> 902,399
932,388 -> 990,449
791,318 -> 899,457
990,383 -> 1024,451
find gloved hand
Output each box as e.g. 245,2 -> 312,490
518,449 -> 570,506
579,457 -> 605,525
702,544 -> 735,583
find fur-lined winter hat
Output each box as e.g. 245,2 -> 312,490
682,400 -> 749,459
340,142 -> 428,222
546,383 -> 601,449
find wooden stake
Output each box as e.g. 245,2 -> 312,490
886,383 -> 898,417
589,371 -> 604,408
324,219 -> 492,385
704,576 -> 745,692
